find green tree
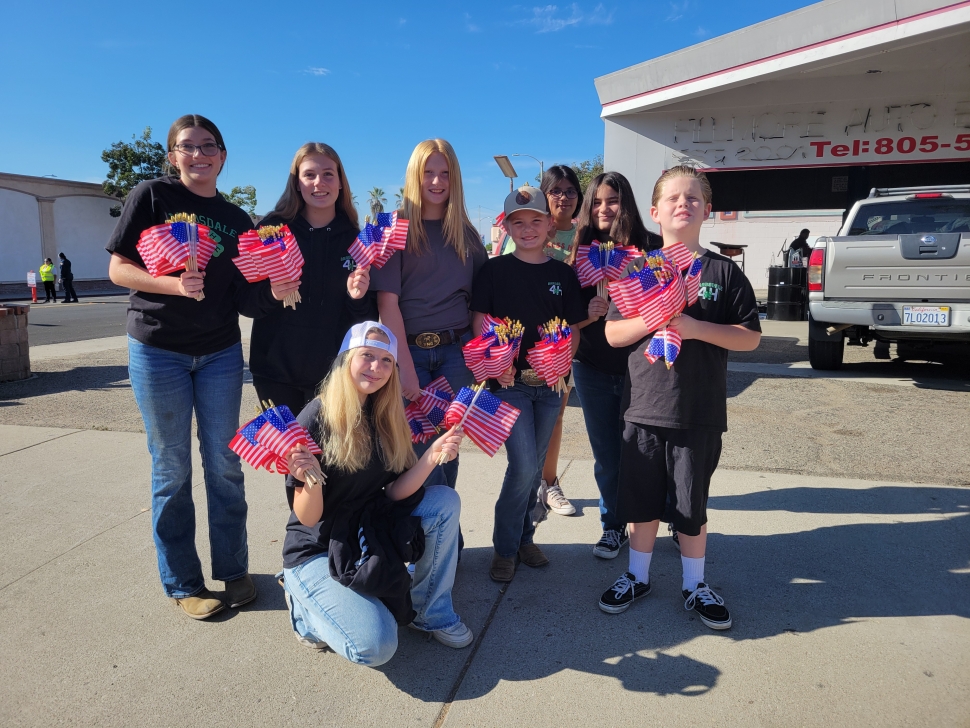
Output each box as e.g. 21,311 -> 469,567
222,185 -> 257,218
367,187 -> 387,220
101,127 -> 166,217
571,154 -> 604,193
394,186 -> 405,210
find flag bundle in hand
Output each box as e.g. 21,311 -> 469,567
405,376 -> 454,444
229,402 -> 325,488
443,384 -> 520,457
525,318 -> 573,394
573,239 -> 641,299
462,315 -> 525,383
348,211 -> 409,269
136,213 -> 218,300
607,242 -> 704,368
233,225 -> 305,309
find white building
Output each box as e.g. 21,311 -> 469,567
595,0 -> 970,291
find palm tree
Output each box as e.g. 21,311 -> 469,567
367,187 -> 387,220
394,187 -> 405,210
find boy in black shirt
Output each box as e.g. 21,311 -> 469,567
599,167 -> 761,630
470,186 -> 587,582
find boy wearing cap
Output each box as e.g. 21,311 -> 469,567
469,187 -> 588,582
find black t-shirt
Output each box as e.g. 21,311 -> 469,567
606,251 -> 761,432
575,286 -> 633,377
106,176 -> 276,356
249,211 -> 377,390
469,254 -> 588,374
282,397 -> 399,569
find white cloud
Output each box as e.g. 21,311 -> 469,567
304,67 -> 331,76
465,12 -> 481,32
693,26 -> 708,38
666,0 -> 689,22
517,3 -> 613,33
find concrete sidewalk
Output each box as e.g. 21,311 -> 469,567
1,422 -> 968,727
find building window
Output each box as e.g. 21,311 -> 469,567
719,211 -> 738,221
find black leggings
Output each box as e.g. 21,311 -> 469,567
43,281 -> 56,301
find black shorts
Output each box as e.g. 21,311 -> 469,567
616,421 -> 722,537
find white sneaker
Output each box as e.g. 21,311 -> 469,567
414,621 -> 474,648
542,477 -> 576,515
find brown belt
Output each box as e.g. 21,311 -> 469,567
406,326 -> 470,349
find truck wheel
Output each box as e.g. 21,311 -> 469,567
809,334 -> 844,370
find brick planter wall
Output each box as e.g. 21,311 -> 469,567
0,305 -> 31,382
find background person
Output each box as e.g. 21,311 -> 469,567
249,143 -> 376,416
281,322 -> 472,665
39,258 -> 57,302
58,252 -> 79,302
106,114 -> 298,620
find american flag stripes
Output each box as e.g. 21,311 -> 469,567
405,402 -> 437,443
573,241 -> 641,289
684,257 -> 703,306
233,225 -> 306,308
462,316 -> 524,382
347,211 -> 408,269
405,376 -> 455,443
229,405 -> 321,476
645,326 -> 683,368
525,318 -> 573,392
444,387 -> 520,457
136,218 -> 218,278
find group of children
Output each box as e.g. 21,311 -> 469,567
109,113 -> 760,669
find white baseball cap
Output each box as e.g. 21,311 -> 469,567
338,321 -> 398,361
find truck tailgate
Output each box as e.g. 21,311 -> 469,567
824,234 -> 970,301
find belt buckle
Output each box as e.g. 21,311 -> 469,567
415,332 -> 441,349
519,369 -> 544,387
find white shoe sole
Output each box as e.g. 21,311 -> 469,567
592,541 -> 627,559
548,503 -> 576,515
698,615 -> 732,630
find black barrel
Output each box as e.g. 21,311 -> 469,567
767,266 -> 807,321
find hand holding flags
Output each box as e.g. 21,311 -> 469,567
607,242 -> 704,369
229,400 -> 325,489
573,239 -> 641,300
462,315 -> 525,384
136,213 -> 218,301
348,211 -> 408,269
525,318 -> 573,394
442,383 -> 520,458
405,376 -> 454,444
233,225 -> 305,309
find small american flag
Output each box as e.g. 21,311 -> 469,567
230,405 -> 321,475
347,211 -> 408,269
663,242 -> 696,272
462,316 -> 524,382
405,402 -> 436,443
417,376 -> 454,429
684,256 -> 703,305
136,219 -> 218,277
444,387 -> 520,457
525,319 -> 572,391
645,326 -> 683,368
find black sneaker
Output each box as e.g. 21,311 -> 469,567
592,528 -> 628,559
599,572 -> 651,614
668,523 -> 681,552
683,582 -> 732,630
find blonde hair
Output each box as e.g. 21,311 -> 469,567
401,139 -> 477,262
651,165 -> 713,208
271,143 -> 359,227
315,330 -> 416,474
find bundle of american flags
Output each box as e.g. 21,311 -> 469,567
462,315 -> 525,383
229,401 -> 324,488
347,211 -> 409,269
525,318 -> 573,394
573,239 -> 641,299
607,242 -> 704,369
405,376 -> 454,444
233,224 -> 305,309
136,213 -> 218,301
442,383 -> 520,458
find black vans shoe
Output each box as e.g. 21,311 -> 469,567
683,582 -> 732,630
599,572 -> 651,614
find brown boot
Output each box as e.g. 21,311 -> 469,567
225,574 -> 257,608
489,552 -> 516,583
174,589 -> 225,620
518,543 -> 550,567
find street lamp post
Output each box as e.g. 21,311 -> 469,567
512,153 -> 543,182
493,155 -> 517,192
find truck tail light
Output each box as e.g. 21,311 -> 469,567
808,248 -> 824,292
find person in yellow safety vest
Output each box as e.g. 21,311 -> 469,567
39,258 -> 57,303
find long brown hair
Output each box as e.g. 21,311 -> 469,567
401,139 -> 478,262
569,171 -> 655,264
165,114 -> 226,176
270,143 -> 359,227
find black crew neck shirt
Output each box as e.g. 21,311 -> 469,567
106,176 -> 276,356
469,253 -> 588,374
606,251 -> 761,432
282,397 -> 399,569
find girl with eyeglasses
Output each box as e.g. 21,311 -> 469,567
248,143 -> 377,416
107,114 -> 299,621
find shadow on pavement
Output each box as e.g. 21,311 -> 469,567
0,365 -> 130,401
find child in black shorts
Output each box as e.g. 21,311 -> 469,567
599,166 -> 761,630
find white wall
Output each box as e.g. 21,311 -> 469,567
52,196 -> 120,280
0,188 -> 43,284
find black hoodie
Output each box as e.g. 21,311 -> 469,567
249,210 -> 378,390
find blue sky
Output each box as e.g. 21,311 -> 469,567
1,0 -> 811,236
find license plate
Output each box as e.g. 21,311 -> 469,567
902,306 -> 950,326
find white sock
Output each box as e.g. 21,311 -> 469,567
628,548 -> 652,584
682,556 -> 705,592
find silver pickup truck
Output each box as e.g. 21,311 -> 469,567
808,185 -> 970,370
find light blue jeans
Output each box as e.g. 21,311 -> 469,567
492,382 -> 563,558
282,485 -> 462,667
127,337 -> 248,598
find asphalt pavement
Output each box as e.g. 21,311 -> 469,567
15,295 -> 129,346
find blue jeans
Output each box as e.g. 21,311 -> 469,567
127,337 -> 248,598
282,485 -> 462,667
493,382 -> 563,557
408,337 -> 474,489
570,360 -> 626,533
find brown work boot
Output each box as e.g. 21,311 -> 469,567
225,574 -> 257,608
489,552 -> 516,583
174,589 -> 225,620
518,543 -> 550,567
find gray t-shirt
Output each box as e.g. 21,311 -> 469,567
371,219 -> 488,335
